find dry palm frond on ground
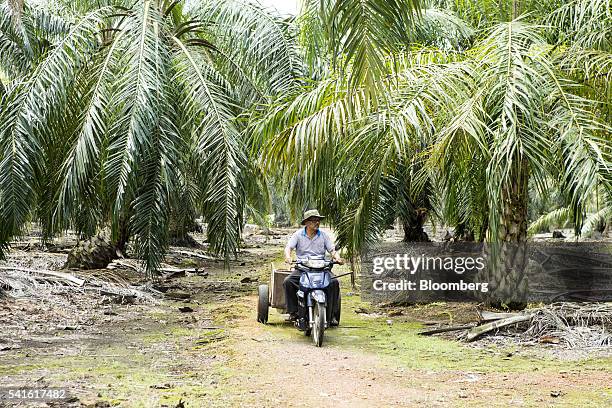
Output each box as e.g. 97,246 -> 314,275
524,303 -> 612,348
0,267 -> 159,304
420,302 -> 612,349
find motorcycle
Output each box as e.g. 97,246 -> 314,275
293,259 -> 341,347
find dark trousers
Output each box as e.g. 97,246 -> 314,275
283,269 -> 340,321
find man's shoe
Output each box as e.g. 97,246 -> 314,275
296,318 -> 308,331
330,318 -> 339,327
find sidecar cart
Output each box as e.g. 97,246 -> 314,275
257,264 -> 291,324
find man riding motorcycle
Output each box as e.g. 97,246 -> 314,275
283,209 -> 343,325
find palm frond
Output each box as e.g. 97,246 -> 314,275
546,0 -> 611,51
172,35 -> 246,262
547,0 -> 612,98
581,204 -> 612,235
0,3 -> 28,76
548,89 -> 612,233
0,82 -> 32,255
296,0 -> 331,78
56,28 -> 127,226
0,7 -> 108,255
103,2 -> 165,211
527,207 -> 571,235
193,0 -> 301,100
413,8 -> 475,50
476,21 -> 556,241
336,191 -> 384,255
0,1 -> 74,79
130,109 -> 178,277
322,0 -> 423,91
258,79 -> 361,211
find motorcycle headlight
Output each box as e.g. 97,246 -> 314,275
311,290 -> 326,303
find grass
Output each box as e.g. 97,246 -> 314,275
260,285 -> 611,375
256,289 -> 611,407
1,256 -> 610,407
336,292 -> 611,372
250,258 -> 612,376
0,300 -> 236,407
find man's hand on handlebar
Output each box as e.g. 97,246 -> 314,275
284,257 -> 293,265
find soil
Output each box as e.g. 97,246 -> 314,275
0,227 -> 610,407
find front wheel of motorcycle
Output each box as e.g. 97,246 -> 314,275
312,303 -> 325,347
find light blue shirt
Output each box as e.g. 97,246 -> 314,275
286,228 -> 335,261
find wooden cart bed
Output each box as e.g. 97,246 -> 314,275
270,263 -> 291,310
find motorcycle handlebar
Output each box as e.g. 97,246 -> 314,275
290,260 -> 342,265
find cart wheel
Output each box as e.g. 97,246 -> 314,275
257,284 -> 269,324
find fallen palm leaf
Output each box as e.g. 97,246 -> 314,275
0,266 -> 85,286
478,310 -> 522,322
466,315 -> 533,342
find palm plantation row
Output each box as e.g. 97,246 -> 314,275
0,0 -> 610,306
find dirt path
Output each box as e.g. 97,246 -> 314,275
222,297 -> 433,407
206,293 -> 611,408
1,231 -> 611,407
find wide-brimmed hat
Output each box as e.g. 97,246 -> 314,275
301,209 -> 325,225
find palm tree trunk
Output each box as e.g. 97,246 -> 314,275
65,235 -> 119,269
455,222 -> 475,241
486,159 -> 529,309
512,0 -> 521,19
402,208 -> 430,242
114,217 -> 130,254
66,217 -> 129,270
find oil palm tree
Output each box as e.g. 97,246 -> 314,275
427,20 -> 610,307
257,1 -> 472,252
0,0 -> 299,276
259,1 -> 611,307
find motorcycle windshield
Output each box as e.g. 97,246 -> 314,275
303,259 -> 327,269
300,271 -> 330,288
